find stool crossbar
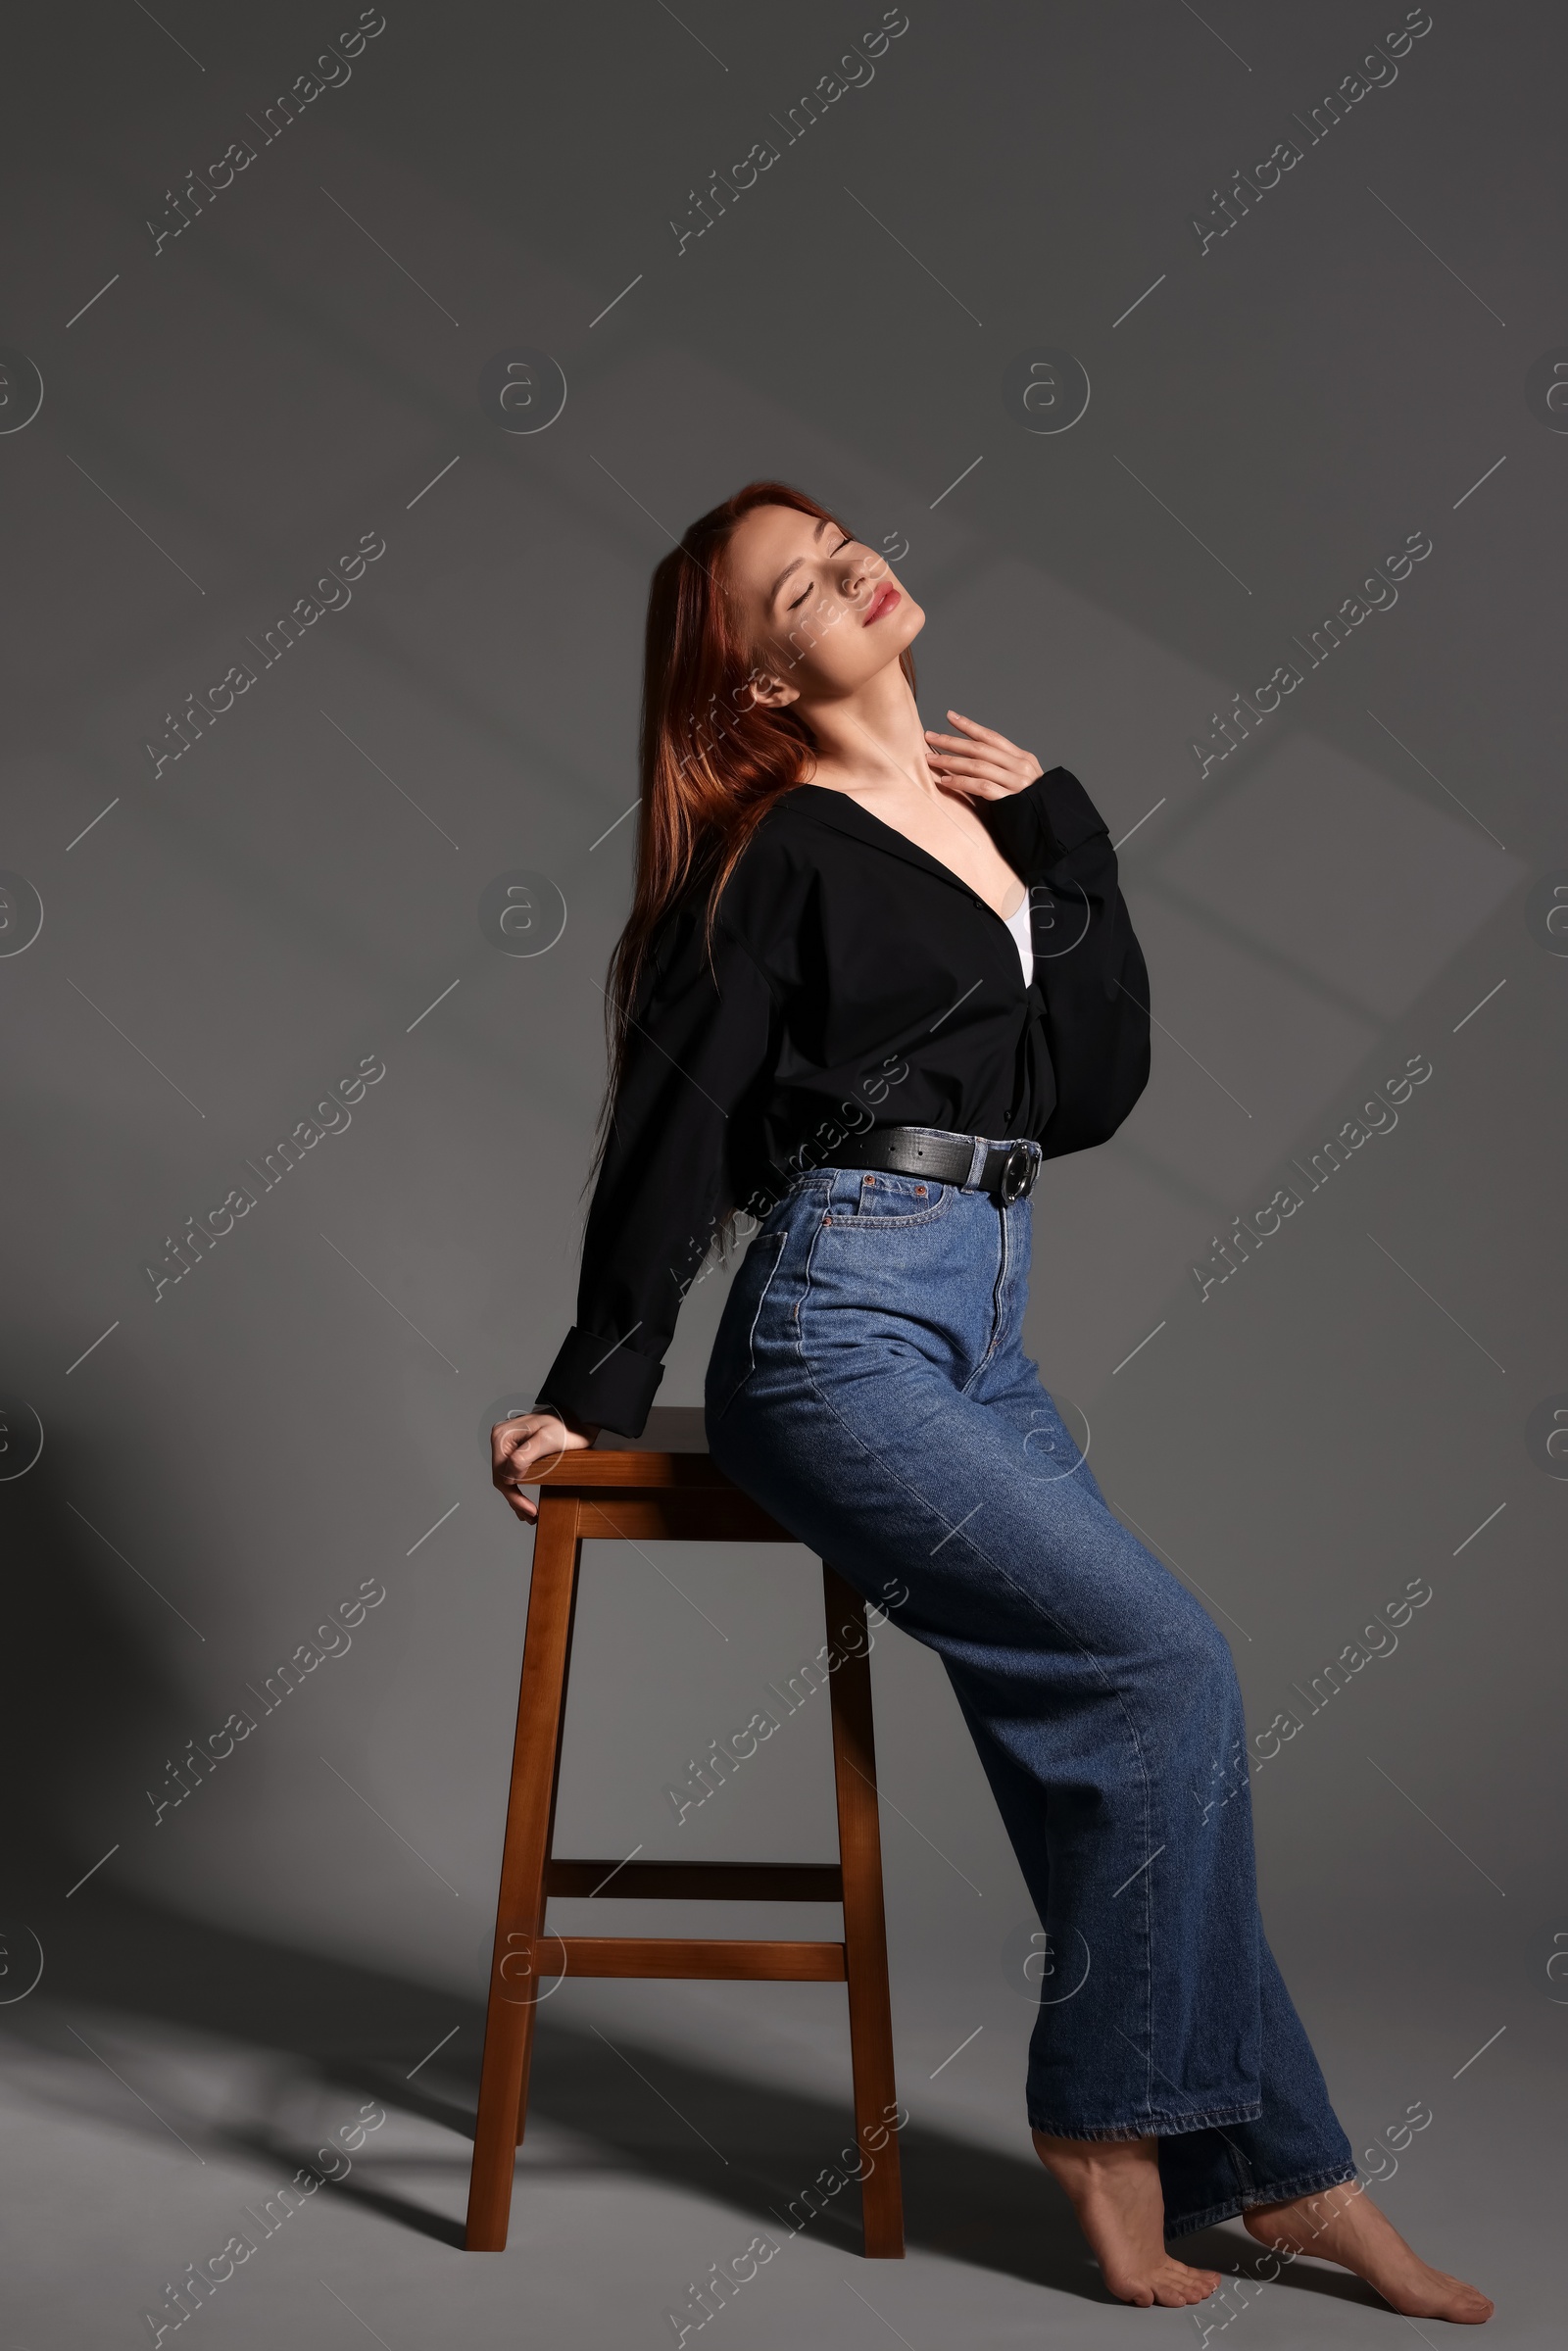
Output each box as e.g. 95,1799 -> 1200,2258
464,1446 -> 906,2257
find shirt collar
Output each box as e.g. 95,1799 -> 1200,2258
780,782 -> 1003,902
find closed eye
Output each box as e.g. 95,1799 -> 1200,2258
789,537 -> 853,611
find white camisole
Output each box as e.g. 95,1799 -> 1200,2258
1003,890 -> 1033,983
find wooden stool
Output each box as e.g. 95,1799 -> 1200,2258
464,1411 -> 905,2256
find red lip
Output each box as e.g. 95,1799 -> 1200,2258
862,582 -> 901,626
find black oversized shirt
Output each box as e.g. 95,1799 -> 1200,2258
536,766 -> 1151,1437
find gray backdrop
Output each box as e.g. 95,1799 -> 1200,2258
3,1 -> 1562,2343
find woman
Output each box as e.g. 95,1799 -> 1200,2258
493,482 -> 1492,2322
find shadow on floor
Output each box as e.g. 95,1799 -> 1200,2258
5,1866 -> 1393,2311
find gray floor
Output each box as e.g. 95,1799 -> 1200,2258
3,1873 -> 1545,2348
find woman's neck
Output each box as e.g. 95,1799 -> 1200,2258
797,667 -> 940,803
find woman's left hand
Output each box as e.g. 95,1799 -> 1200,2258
923,710 -> 1044,800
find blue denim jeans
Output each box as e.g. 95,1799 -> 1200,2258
705,1146 -> 1355,2234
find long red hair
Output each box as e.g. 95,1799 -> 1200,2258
589,479 -> 915,1184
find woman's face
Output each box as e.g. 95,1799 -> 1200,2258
719,504 -> 924,710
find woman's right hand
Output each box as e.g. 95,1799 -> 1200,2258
491,1409 -> 600,1524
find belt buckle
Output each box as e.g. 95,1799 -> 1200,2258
999,1140 -> 1035,1205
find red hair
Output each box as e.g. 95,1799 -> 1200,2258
589,479 -> 915,1183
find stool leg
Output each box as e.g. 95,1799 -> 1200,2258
823,1563 -> 906,2259
516,1546 -> 580,2150
465,1493 -> 580,2252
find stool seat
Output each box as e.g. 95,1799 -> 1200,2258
464,1416 -> 906,2257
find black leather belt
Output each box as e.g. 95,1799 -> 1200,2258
817,1124 -> 1041,1204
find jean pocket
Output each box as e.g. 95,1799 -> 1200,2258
832,1173 -> 956,1227
705,1226 -> 788,1423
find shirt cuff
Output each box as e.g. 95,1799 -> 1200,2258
1031,765 -> 1109,858
534,1325 -> 665,1440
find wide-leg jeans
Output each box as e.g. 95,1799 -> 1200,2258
704,1149 -> 1355,2233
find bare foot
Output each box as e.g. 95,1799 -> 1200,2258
1032,2130 -> 1221,2307
1244,2181 -> 1493,2324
